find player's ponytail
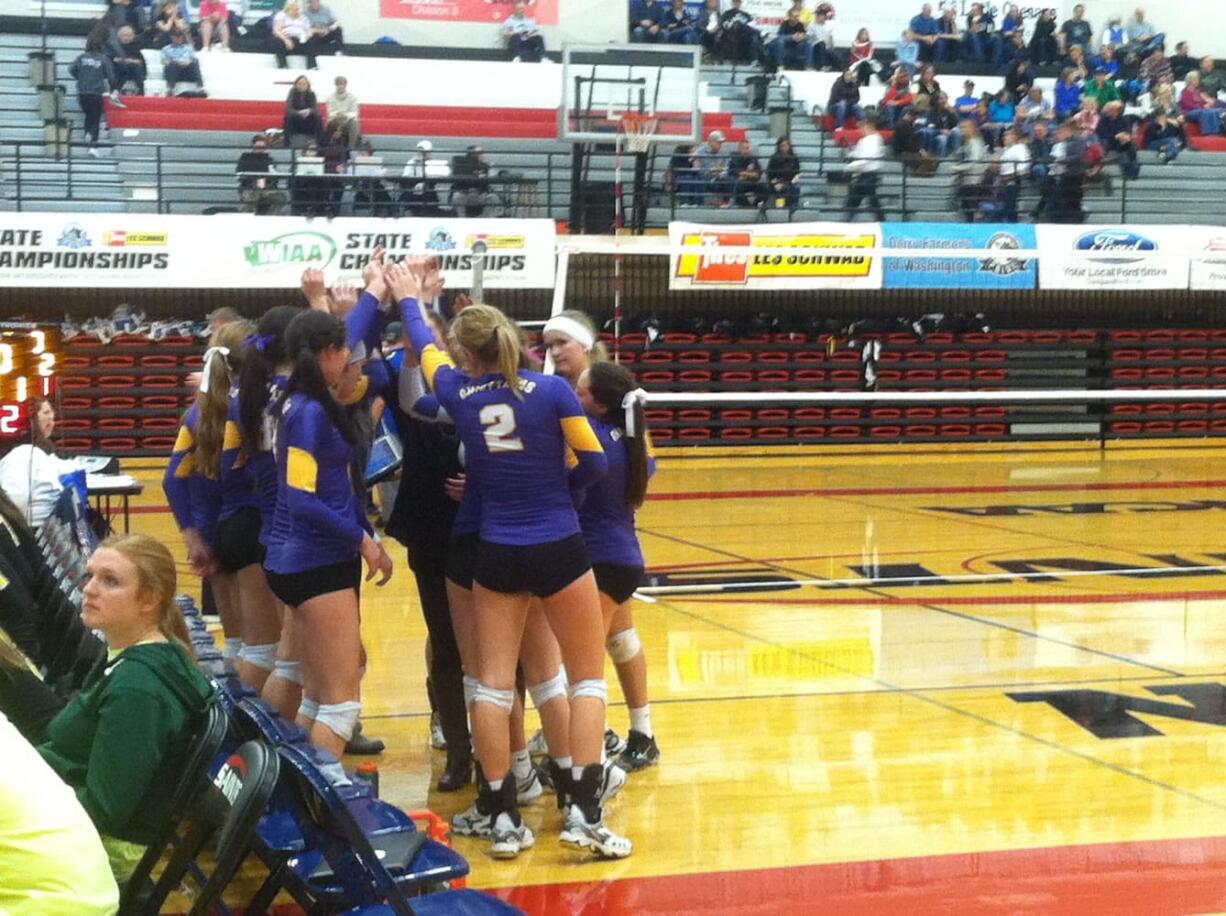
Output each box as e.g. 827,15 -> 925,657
239,305 -> 300,452
194,319 -> 253,478
451,304 -> 524,400
586,361 -> 649,509
279,310 -> 358,445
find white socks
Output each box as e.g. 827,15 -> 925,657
511,748 -> 533,780
488,777 -> 503,791
555,755 -> 573,770
629,705 -> 653,738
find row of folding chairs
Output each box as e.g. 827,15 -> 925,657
120,598 -> 519,915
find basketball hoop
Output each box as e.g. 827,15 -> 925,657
619,112 -> 659,154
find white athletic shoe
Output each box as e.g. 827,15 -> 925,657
600,759 -> 627,806
451,800 -> 492,838
559,804 -> 632,859
489,812 -> 535,859
516,765 -> 544,803
527,729 -> 549,757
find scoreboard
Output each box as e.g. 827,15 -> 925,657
0,324 -> 59,439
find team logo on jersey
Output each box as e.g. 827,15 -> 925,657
57,223 -> 92,249
243,231 -> 337,269
426,227 -> 457,251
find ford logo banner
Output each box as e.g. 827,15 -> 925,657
1074,230 -> 1158,264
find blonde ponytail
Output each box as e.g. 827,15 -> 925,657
450,304 -> 525,399
194,319 -> 254,477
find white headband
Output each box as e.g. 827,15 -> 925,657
621,387 -> 647,438
199,346 -> 230,394
543,315 -> 595,352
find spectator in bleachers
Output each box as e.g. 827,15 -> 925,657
998,32 -> 1029,75
1181,71 -> 1224,137
1101,16 -> 1125,51
319,117 -> 351,216
1124,8 -> 1163,58
998,125 -> 1031,199
726,139 -> 765,206
662,0 -> 699,45
630,0 -> 666,43
1029,8 -> 1059,66
963,3 -> 998,65
352,140 -> 395,214
1054,67 -> 1082,119
975,161 -> 1012,221
1083,67 -> 1120,109
894,28 -> 920,77
1198,56 -> 1223,96
1019,85 -> 1054,133
842,114 -> 886,221
669,143 -> 702,205
954,79 -> 978,118
1098,99 -> 1140,178
1138,45 -> 1172,92
986,88 -> 1015,148
771,7 -> 811,71
148,0 -> 187,47
766,136 -> 801,209
1065,45 -> 1090,82
786,0 -> 811,26
919,91 -> 959,156
399,139 -> 447,215
451,144 -> 492,216
1047,120 -> 1087,222
271,0 -> 316,69
284,75 -> 323,147
161,27 -> 201,94
915,64 -> 940,100
290,138 -> 329,214
107,25 -> 145,94
197,0 -> 231,51
1093,44 -> 1120,78
1073,95 -> 1100,138
714,0 -> 759,64
891,105 -> 928,171
808,6 -> 836,71
304,0 -> 344,58
70,35 -> 117,156
999,4 -> 1024,48
935,8 -> 961,63
236,133 -> 287,214
1004,58 -> 1036,102
502,0 -> 545,62
326,75 -> 360,145
827,67 -> 863,128
850,28 -> 883,85
698,0 -> 722,59
103,0 -> 142,35
1145,107 -> 1184,162
881,68 -> 915,127
1168,42 -> 1196,81
1150,82 -> 1184,126
909,4 -> 940,64
1029,119 -> 1053,184
694,129 -> 730,204
5,534 -> 214,885
1060,4 -> 1092,57
1115,49 -> 1144,102
953,118 -> 987,220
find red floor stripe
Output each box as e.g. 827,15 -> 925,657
487,834 -> 1226,915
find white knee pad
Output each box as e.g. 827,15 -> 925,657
297,697 -> 320,722
606,628 -> 642,665
472,683 -> 514,711
315,700 -> 362,741
237,642 -> 278,672
528,670 -> 568,709
568,678 -> 607,703
222,637 -> 244,661
463,674 -> 479,708
273,659 -> 304,685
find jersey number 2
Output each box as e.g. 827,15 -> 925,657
479,404 -> 524,452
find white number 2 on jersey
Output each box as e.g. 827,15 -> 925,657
479,404 -> 524,453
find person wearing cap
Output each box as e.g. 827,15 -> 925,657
326,75 -> 361,146
1083,66 -> 1120,109
502,0 -> 546,61
400,140 -> 448,216
451,144 -> 491,216
160,27 -> 201,94
694,130 -> 729,204
954,79 -> 979,119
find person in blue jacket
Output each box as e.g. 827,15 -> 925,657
389,257 -> 631,862
630,0 -> 666,42
264,309 -> 393,758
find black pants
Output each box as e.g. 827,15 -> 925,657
163,60 -> 202,90
78,92 -> 104,144
508,33 -> 545,62
411,550 -> 470,758
304,28 -> 343,59
845,173 -> 885,221
271,34 -> 317,69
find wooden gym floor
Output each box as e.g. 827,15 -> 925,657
131,441 -> 1226,914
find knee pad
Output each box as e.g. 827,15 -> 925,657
528,670 -> 568,709
297,697 -> 320,722
237,642 -> 277,672
463,674 -> 479,708
568,678 -> 607,703
315,700 -> 362,742
222,637 -> 244,661
273,659 -> 304,685
606,628 -> 642,665
472,682 -> 514,712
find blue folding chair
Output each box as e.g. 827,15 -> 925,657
342,892 -> 524,915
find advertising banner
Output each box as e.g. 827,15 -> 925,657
0,214 -> 557,289
1036,225 -> 1192,290
378,0 -> 558,26
668,221 -> 882,291
1190,229 -> 1226,291
882,222 -> 1037,289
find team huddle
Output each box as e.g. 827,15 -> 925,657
162,252 -> 657,860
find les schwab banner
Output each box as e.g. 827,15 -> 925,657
668,222 -> 883,291
0,214 -> 556,289
378,0 -> 557,25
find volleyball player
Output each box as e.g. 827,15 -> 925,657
389,258 -> 631,860
576,361 -> 660,769
162,320 -> 251,665
544,310 -> 659,771
235,304 -> 303,719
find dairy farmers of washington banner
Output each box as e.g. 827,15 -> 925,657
882,223 -> 1037,289
0,214 -> 557,289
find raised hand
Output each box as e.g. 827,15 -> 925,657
329,278 -> 359,317
301,268 -> 328,311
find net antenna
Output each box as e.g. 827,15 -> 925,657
470,239 -> 489,303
